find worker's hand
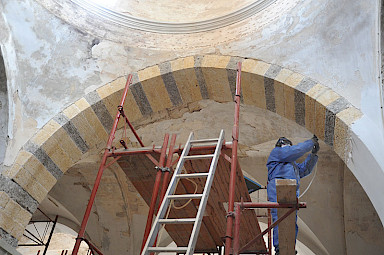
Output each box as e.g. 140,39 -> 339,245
311,134 -> 318,143
312,141 -> 320,154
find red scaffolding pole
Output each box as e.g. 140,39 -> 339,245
72,74 -> 147,255
72,62 -> 303,255
224,61 -> 242,255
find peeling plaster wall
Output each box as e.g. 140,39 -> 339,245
0,50 -> 8,164
1,0 -> 382,166
0,0 -> 384,252
1,0 -> 103,165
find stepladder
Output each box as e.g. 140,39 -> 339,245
141,130 -> 225,255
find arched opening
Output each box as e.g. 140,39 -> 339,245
3,55 -> 383,254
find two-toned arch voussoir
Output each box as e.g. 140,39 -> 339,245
0,55 -> 362,247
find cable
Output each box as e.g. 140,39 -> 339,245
156,167 -> 198,246
299,164 -> 317,199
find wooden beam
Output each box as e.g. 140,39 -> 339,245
276,179 -> 297,255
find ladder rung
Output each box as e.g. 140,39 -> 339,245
190,138 -> 219,143
147,247 -> 188,252
158,218 -> 196,224
168,194 -> 203,200
176,173 -> 209,178
184,154 -> 214,160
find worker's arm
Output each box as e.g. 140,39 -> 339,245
269,140 -> 314,163
297,153 -> 318,178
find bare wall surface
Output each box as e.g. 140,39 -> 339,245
30,101 -> 384,254
0,0 -> 384,252
1,0 -> 382,165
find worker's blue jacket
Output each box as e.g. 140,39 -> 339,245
266,139 -> 318,250
267,139 -> 318,200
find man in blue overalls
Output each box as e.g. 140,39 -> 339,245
266,136 -> 319,254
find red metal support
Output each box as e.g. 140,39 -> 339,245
232,201 -> 306,254
140,134 -> 170,252
268,208 -> 272,255
233,203 -> 241,255
225,61 -> 242,255
160,134 -> 177,203
83,238 -> 104,255
239,207 -> 296,253
240,202 -> 306,209
72,74 -> 133,255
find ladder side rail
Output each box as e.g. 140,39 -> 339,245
141,132 -> 194,255
186,129 -> 225,254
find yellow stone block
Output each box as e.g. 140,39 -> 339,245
242,59 -> 270,76
139,66 -> 172,112
138,65 -> 160,81
100,93 -> 120,122
333,117 -> 348,161
75,98 -> 91,112
50,128 -> 82,163
306,84 -> 328,99
63,104 -> 81,120
23,156 -> 56,192
314,102 -> 326,140
0,208 -> 16,233
47,145 -> 73,175
336,106 -> 363,126
172,67 -> 202,104
274,69 -> 293,84
70,115 -> 98,148
43,119 -> 62,137
4,198 -> 21,217
333,107 -> 363,160
97,77 -> 126,99
121,89 -> 142,123
170,56 -> 194,72
285,72 -> 304,89
13,169 -> 49,204
81,107 -> 109,142
241,72 -> 266,109
317,89 -> 340,107
0,191 -> 10,209
274,80 -> 285,116
283,85 -> 295,121
202,67 -> 233,102
3,163 -> 23,179
14,151 -> 33,168
241,59 -> 258,73
201,55 -> 231,69
13,167 -> 34,190
24,179 -> 48,203
11,222 -> 25,241
169,58 -> 184,72
305,95 -> 316,134
73,98 -> 110,139
30,129 -> 51,147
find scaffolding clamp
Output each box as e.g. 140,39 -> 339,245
226,211 -> 235,219
118,105 -> 126,117
155,166 -> 170,172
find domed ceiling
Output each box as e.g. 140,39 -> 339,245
70,0 -> 277,33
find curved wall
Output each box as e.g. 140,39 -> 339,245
0,55 -> 365,247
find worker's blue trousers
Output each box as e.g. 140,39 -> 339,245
267,180 -> 298,250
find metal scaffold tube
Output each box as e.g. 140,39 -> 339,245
72,75 -> 133,255
225,61 -> 242,255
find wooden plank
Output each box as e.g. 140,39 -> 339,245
276,179 -> 297,255
117,148 -> 267,252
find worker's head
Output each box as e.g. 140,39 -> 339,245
275,137 -> 292,147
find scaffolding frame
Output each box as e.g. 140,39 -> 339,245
72,62 -> 305,255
